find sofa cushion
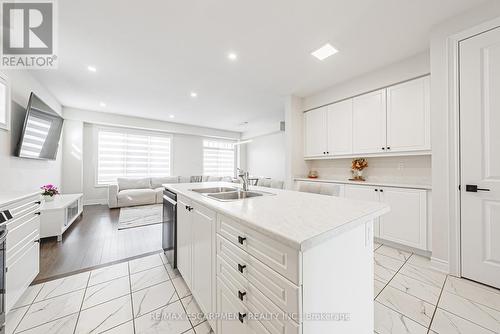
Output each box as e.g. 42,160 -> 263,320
117,189 -> 156,207
151,176 -> 178,189
117,177 -> 151,191
154,187 -> 164,204
206,176 -> 222,182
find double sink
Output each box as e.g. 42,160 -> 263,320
190,186 -> 273,201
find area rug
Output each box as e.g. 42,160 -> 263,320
118,204 -> 163,230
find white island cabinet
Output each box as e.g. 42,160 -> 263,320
168,182 -> 389,334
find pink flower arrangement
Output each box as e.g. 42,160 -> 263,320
41,184 -> 59,197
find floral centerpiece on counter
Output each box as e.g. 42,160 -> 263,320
41,184 -> 59,202
351,158 -> 368,181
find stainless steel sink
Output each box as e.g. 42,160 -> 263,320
207,190 -> 271,201
190,187 -> 238,194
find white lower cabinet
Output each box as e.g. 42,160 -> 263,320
379,188 -> 427,250
1,193 -> 42,312
344,184 -> 428,250
176,195 -> 216,329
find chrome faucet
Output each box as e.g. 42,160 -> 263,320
237,168 -> 250,191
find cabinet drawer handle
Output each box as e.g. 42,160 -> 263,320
387,147 -> 391,150
35,212 -> 41,216
380,189 -> 384,193
374,189 -> 378,192
238,236 -> 247,245
34,239 -> 40,243
381,147 -> 385,150
238,290 -> 247,301
35,201 -> 41,205
238,264 -> 247,273
238,312 -> 247,323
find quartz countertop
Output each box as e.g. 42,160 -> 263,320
164,182 -> 389,251
294,177 -> 432,190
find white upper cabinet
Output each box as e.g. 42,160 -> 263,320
386,76 -> 431,152
327,100 -> 353,155
304,106 -> 328,157
352,89 -> 387,154
304,76 -> 431,159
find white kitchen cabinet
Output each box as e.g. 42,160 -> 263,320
177,195 -> 192,288
1,193 -> 41,312
352,89 -> 387,154
304,106 -> 327,157
191,201 -> 216,327
387,76 -> 431,152
327,99 -> 353,155
344,184 -> 427,249
379,188 -> 427,250
176,196 -> 216,329
344,185 -> 381,237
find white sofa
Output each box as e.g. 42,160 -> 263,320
108,176 -> 232,208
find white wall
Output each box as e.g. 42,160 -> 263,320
61,120 -> 84,193
245,132 -> 285,180
302,51 -> 430,111
0,70 -> 62,194
429,0 -> 500,271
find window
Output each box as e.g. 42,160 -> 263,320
203,139 -> 235,177
97,128 -> 171,184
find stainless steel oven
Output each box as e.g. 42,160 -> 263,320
162,189 -> 177,268
0,211 -> 10,333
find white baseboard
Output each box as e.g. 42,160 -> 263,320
83,199 -> 107,206
430,257 -> 450,274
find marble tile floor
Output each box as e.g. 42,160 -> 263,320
373,242 -> 500,334
6,252 -> 212,334
7,245 -> 500,334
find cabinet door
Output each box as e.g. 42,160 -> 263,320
6,238 -> 40,311
387,77 -> 430,152
344,185 -> 381,237
217,278 -> 250,334
353,89 -> 387,154
327,100 -> 353,155
379,188 -> 427,250
304,107 -> 328,157
192,202 -> 216,322
177,196 -> 192,288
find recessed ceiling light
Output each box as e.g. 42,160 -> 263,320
227,52 -> 238,61
190,92 -> 198,98
87,65 -> 97,72
169,115 -> 175,119
311,43 -> 339,61
99,102 -> 106,107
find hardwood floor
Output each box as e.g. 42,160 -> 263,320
35,204 -> 163,283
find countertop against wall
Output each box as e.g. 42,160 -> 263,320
294,177 -> 432,190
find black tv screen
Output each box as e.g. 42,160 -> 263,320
16,93 -> 64,160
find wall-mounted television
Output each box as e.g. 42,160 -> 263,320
15,93 -> 64,160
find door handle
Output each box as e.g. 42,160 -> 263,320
466,185 -> 490,192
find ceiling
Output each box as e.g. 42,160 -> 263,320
30,0 -> 487,132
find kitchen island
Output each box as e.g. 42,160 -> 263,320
164,182 -> 389,334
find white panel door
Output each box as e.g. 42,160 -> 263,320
386,76 -> 431,152
176,196 -> 192,288
304,107 -> 328,157
344,185 -> 381,237
327,100 -> 353,155
460,27 -> 500,289
379,188 -> 427,250
192,202 -> 216,321
353,89 -> 387,154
